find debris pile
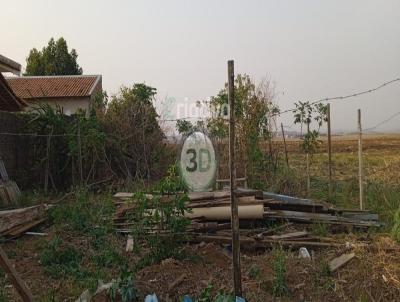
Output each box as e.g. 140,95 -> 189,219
113,188 -> 380,248
0,204 -> 48,238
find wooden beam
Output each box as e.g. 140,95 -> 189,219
0,246 -> 33,302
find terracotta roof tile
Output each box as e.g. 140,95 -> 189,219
6,75 -> 101,99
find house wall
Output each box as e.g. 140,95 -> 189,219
24,97 -> 91,115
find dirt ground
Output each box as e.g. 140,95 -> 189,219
1,225 -> 400,302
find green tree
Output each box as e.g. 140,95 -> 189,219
104,83 -> 166,181
25,37 -> 83,76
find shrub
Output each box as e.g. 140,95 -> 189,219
130,165 -> 191,269
272,248 -> 289,297
109,267 -> 138,302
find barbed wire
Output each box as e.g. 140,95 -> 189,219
157,77 -> 400,122
274,78 -> 400,117
364,110 -> 400,131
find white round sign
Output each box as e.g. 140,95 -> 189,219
179,132 -> 217,192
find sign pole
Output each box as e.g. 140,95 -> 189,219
228,60 -> 242,296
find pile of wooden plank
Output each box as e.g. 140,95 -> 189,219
112,188 -> 380,232
0,204 -> 48,238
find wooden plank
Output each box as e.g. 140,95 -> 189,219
268,231 -> 308,240
264,210 -> 380,227
4,218 -> 47,237
0,205 -> 46,234
0,159 -> 9,182
329,253 -> 355,272
0,246 -> 33,302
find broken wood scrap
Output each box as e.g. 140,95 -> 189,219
126,235 -> 134,252
263,210 -> 380,227
187,234 -> 343,249
3,218 -> 47,237
168,273 -> 186,291
0,246 -> 33,302
0,205 -> 48,236
329,252 -> 355,272
267,231 -> 308,240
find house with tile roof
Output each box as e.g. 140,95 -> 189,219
6,75 -> 102,115
0,54 -> 25,112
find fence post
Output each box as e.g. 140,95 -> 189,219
228,60 -> 242,297
44,127 -> 53,195
281,123 -> 289,168
77,122 -> 83,186
327,104 -> 333,200
358,109 -> 364,210
306,123 -> 310,196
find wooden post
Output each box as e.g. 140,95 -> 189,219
228,60 -> 242,297
280,123 -> 289,168
44,127 -> 53,195
358,109 -> 364,210
77,122 -> 83,186
0,246 -> 34,302
306,123 -> 310,196
327,104 -> 333,200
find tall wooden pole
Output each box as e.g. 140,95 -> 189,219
306,123 -> 310,196
77,122 -> 83,186
358,109 -> 364,210
281,123 -> 289,168
327,104 -> 333,200
228,60 -> 242,296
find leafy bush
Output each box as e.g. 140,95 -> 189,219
195,284 -> 234,302
130,165 -> 190,269
109,267 -> 138,302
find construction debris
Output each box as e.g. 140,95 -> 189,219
112,188 -> 380,248
329,252 -> 356,272
0,204 -> 48,238
0,246 -> 34,302
126,235 -> 134,252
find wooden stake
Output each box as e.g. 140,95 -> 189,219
306,123 -> 310,196
280,123 -> 289,168
228,60 -> 242,296
327,104 -> 333,199
0,246 -> 33,302
44,127 -> 53,195
77,122 -> 83,186
358,109 -> 364,210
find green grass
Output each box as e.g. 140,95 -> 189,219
271,248 -> 289,297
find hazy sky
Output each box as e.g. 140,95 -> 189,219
2,0 -> 400,132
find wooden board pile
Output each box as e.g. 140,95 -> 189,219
114,189 -> 380,246
0,159 -> 21,206
0,204 -> 48,238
